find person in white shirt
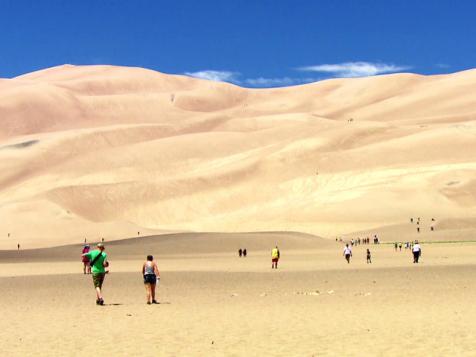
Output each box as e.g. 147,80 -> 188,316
343,244 -> 352,264
412,241 -> 422,263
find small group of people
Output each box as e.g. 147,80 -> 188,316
343,244 -> 371,264
394,242 -> 403,251
81,243 -> 161,306
342,239 -> 422,264
238,248 -> 248,257
336,237 -> 372,245
411,217 -> 436,232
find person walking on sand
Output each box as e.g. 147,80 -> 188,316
238,248 -> 242,257
82,244 -> 91,274
343,244 -> 352,264
271,246 -> 280,269
82,243 -> 109,305
142,255 -> 160,304
243,248 -> 247,257
366,249 -> 372,264
412,241 -> 422,263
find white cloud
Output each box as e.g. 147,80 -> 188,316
297,62 -> 411,78
184,70 -> 240,83
183,70 -> 319,88
435,63 -> 450,69
244,77 -> 318,88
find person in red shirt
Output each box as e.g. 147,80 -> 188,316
81,244 -> 91,274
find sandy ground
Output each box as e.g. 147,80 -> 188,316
1,232 -> 476,356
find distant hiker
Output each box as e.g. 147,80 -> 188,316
412,241 -> 422,263
83,243 -> 109,305
410,218 -> 413,223
343,244 -> 352,264
366,249 -> 371,264
238,248 -> 243,257
399,242 -> 402,251
84,238 -> 87,243
243,248 -> 247,257
417,227 -> 420,233
8,233 -> 10,237
101,237 -> 105,242
137,231 -> 140,237
271,246 -> 280,269
142,255 -> 160,304
394,242 -> 398,251
373,235 -> 379,244
17,243 -> 20,251
82,244 -> 91,274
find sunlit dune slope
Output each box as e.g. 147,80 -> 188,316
1,65 -> 476,248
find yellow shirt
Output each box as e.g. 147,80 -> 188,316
272,248 -> 279,259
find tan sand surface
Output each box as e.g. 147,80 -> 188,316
1,232 -> 476,356
1,65 -> 476,248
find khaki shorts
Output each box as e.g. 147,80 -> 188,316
92,273 -> 105,288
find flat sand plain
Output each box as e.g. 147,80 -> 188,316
1,232 -> 476,356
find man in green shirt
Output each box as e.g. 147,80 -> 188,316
83,243 -> 109,305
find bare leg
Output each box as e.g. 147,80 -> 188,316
95,287 -> 103,301
145,284 -> 151,303
151,283 -> 157,303
83,263 -> 87,274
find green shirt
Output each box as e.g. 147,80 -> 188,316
85,250 -> 107,274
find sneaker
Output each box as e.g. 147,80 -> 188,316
152,300 -> 159,304
98,298 -> 104,306
147,301 -> 151,305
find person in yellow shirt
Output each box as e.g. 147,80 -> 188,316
271,246 -> 280,269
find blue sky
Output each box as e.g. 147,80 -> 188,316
1,0 -> 475,87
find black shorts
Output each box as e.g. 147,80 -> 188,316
144,274 -> 156,284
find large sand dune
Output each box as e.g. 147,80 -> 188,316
1,65 -> 476,248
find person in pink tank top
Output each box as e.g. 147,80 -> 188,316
82,244 -> 91,274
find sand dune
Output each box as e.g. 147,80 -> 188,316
1,65 -> 476,248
